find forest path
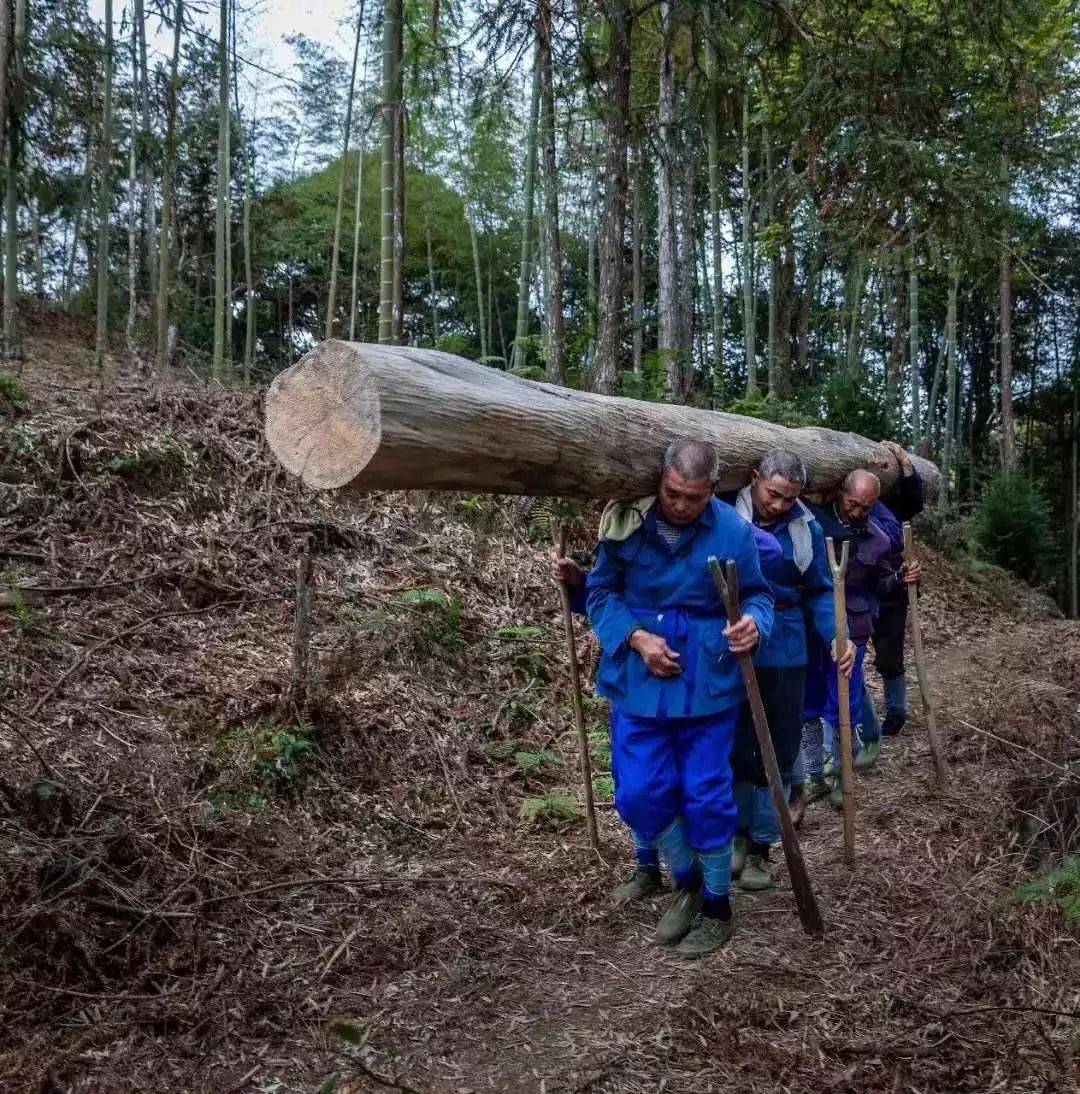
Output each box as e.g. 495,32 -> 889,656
337,608 -> 1080,1094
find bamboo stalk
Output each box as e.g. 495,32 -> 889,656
553,525 -> 599,851
903,523 -> 948,789
708,558 -> 824,936
826,537 -> 855,867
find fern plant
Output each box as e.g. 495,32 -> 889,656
519,792 -> 583,828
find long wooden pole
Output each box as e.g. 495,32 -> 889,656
826,537 -> 855,867
553,526 -> 599,850
708,557 -> 824,936
903,523 -> 948,790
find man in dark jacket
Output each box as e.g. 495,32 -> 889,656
858,441 -> 925,756
802,470 -> 920,806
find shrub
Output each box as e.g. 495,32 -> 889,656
519,792 -> 582,828
401,586 -> 463,655
1003,856 -> 1080,924
818,372 -> 890,439
725,390 -> 809,429
971,472 -> 1053,584
0,370 -> 26,406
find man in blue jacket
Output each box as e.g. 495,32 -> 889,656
586,439 -> 774,957
726,449 -> 854,891
803,470 -> 920,806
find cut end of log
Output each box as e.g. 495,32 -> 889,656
266,341 -> 381,489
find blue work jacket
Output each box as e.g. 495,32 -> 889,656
586,498 -> 775,720
752,510 -> 836,669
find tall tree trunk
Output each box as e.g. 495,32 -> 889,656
511,44 -> 540,372
94,0 -> 114,370
2,0 -> 25,359
537,0 -> 564,383
631,144 -> 643,375
30,194 -> 42,297
796,242 -> 819,378
927,314 -> 948,448
886,248 -> 907,427
909,242 -> 920,448
134,0 -> 156,301
705,19 -> 723,397
348,133 -> 366,341
940,256 -> 958,506
126,13 -> 138,354
1071,310 -> 1078,617
0,0 -> 11,174
591,1 -> 631,395
469,214 -> 486,357
740,84 -> 756,394
999,154 -> 1015,469
155,0 -> 181,375
390,3 -> 404,344
775,216 -> 796,397
327,1 -> 364,339
657,0 -> 679,398
844,255 -> 867,376
377,0 -> 399,344
764,130 -> 778,394
425,220 -> 437,343
231,14 -> 254,383
211,0 -> 228,379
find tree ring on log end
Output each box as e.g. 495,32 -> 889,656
265,341 -> 380,489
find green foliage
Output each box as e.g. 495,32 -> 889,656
434,333 -> 472,357
525,498 -> 588,544
106,431 -> 192,489
620,352 -> 670,403
726,391 -> 810,429
207,718 -> 318,814
519,792 -> 583,828
818,374 -> 890,440
592,775 -> 615,802
971,473 -> 1054,584
0,370 -> 26,407
588,727 -> 612,772
401,586 -> 463,656
490,625 -> 545,641
458,493 -> 500,532
509,364 -> 546,382
1004,857 -> 1080,923
513,748 -> 562,776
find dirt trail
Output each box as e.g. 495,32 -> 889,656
2,318 -> 1079,1093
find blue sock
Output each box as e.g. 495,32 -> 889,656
656,817 -> 698,889
632,832 -> 661,873
698,843 -> 733,920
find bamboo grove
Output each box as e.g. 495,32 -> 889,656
0,0 -> 1078,608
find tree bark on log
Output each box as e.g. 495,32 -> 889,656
265,340 -> 942,500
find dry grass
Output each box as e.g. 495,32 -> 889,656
2,315 -> 1080,1093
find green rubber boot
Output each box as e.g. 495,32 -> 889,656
610,866 -> 664,907
654,887 -> 702,945
731,835 -> 749,879
737,853 -> 775,892
805,777 -> 831,804
675,914 -> 734,958
854,738 -> 881,770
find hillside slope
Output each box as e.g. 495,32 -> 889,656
2,316 -> 1080,1093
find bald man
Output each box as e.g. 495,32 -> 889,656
802,470 -> 920,806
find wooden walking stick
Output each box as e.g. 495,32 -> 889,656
903,522 -> 948,791
708,557 -> 825,936
553,525 -> 600,850
825,537 -> 856,868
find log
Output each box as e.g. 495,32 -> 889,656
265,341 -> 941,499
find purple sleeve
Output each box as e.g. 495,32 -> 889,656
884,470 -> 924,522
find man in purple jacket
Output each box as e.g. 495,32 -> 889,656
803,470 -> 921,806
857,441 -> 925,759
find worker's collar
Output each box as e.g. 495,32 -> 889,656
655,497 -> 716,530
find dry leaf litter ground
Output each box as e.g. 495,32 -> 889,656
2,308 -> 1080,1093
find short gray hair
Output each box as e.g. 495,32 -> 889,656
758,447 -> 808,488
661,439 -> 720,483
